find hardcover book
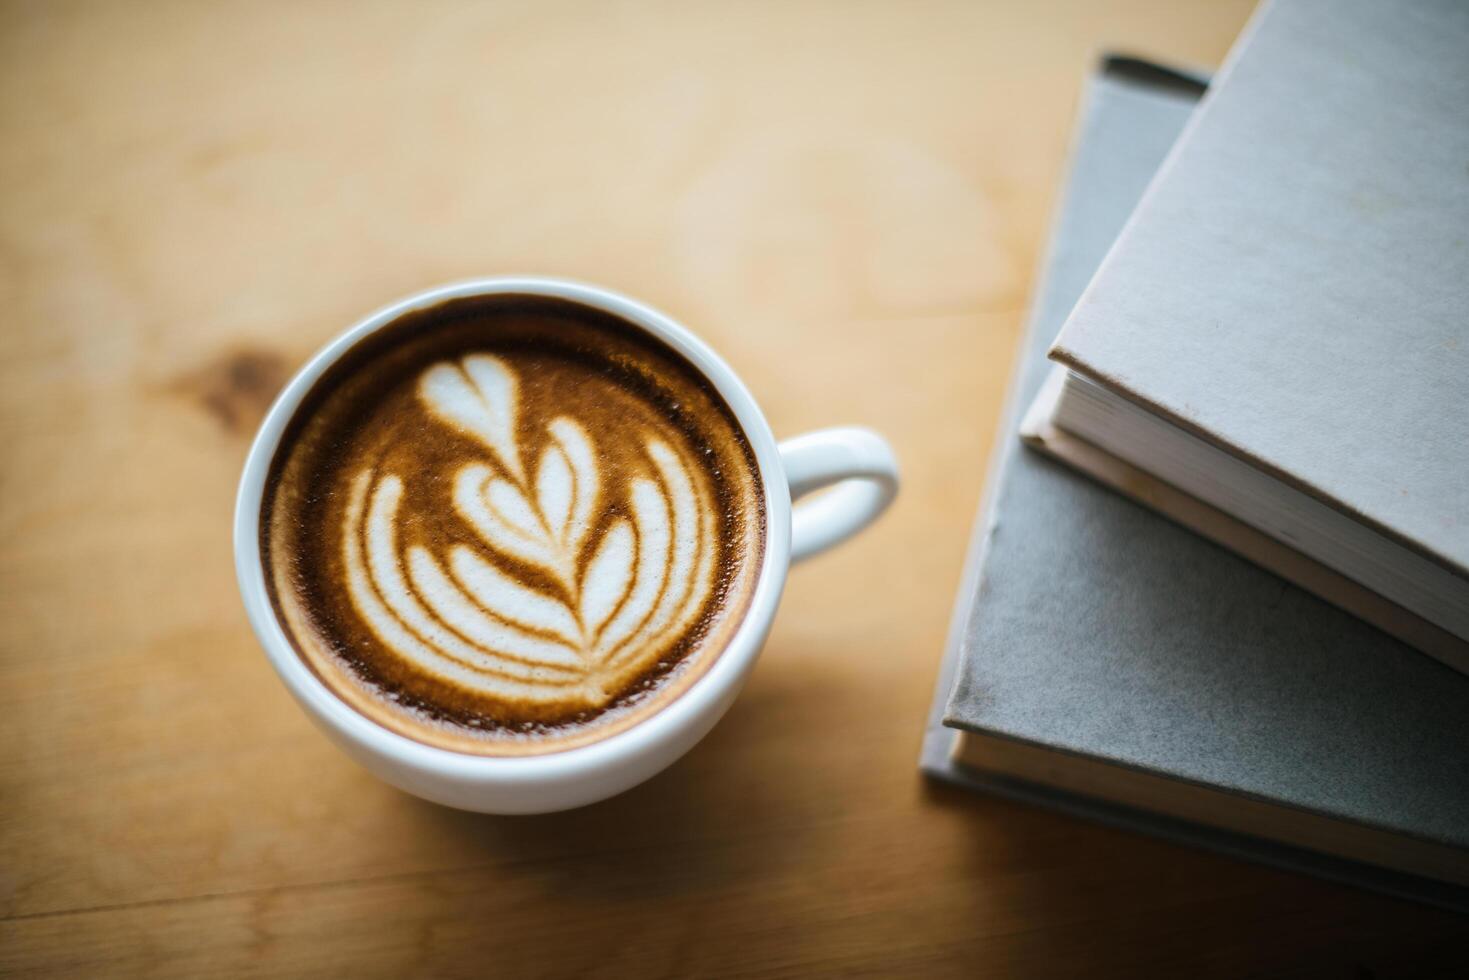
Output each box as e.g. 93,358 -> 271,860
922,55 -> 1469,912
1041,0 -> 1469,667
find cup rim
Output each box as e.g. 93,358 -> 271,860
233,277 -> 793,782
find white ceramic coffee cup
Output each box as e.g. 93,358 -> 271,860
235,277 -> 898,813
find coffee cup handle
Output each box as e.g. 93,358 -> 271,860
777,427 -> 899,563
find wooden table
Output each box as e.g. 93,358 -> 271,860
3,1 -> 1462,975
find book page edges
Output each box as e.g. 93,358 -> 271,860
1019,366 -> 1469,673
951,729 -> 1469,887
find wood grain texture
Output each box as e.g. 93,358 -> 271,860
1,1 -> 1462,975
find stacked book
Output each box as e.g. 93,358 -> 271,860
922,0 -> 1469,911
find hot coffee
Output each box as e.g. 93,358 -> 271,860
262,294 -> 765,755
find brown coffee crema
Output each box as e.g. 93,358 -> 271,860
262,295 -> 765,755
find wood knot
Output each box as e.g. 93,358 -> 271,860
175,348 -> 291,435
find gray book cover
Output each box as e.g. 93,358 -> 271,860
923,56 -> 1469,911
1049,0 -> 1469,619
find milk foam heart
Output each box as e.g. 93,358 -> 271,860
344,354 -> 718,707
262,295 -> 765,756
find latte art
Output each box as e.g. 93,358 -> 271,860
344,354 -> 718,708
262,295 -> 764,755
